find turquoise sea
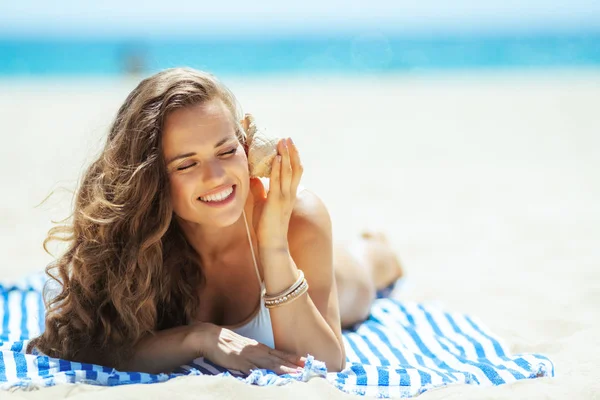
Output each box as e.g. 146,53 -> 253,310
1,32 -> 599,76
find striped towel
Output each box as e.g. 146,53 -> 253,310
0,273 -> 554,398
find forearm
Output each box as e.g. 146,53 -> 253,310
125,324 -> 201,374
261,248 -> 345,371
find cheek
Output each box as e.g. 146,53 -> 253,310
168,176 -> 195,209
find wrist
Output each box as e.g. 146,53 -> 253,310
257,234 -> 289,251
258,246 -> 291,267
258,238 -> 288,250
187,322 -> 214,359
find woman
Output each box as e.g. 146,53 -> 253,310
26,67 -> 403,375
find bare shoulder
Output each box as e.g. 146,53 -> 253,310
254,177 -> 331,246
288,188 -> 333,250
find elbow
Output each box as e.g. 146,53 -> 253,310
327,355 -> 346,373
335,336 -> 347,372
337,349 -> 347,372
323,343 -> 346,373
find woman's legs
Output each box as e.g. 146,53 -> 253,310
333,232 -> 404,328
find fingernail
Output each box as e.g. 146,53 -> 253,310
289,137 -> 294,145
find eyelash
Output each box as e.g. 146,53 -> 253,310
176,148 -> 238,171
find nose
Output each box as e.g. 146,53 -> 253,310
200,159 -> 226,184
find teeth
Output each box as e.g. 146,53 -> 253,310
199,186 -> 233,202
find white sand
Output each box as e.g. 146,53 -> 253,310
1,70 -> 599,399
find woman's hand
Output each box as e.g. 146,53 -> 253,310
254,137 -> 303,250
193,322 -> 305,375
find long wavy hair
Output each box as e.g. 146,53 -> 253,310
26,67 -> 247,369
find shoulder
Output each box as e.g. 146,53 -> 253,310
250,177 -> 331,246
287,189 -> 335,289
288,188 -> 332,250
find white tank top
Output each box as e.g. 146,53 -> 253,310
228,178 -> 306,348
228,209 -> 275,348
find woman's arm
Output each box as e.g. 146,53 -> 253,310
124,324 -> 201,374
252,138 -> 346,372
124,322 -> 304,375
260,191 -> 346,372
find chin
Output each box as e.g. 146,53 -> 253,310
207,210 -> 243,228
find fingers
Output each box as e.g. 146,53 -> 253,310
287,137 -> 303,195
265,357 -> 303,375
273,364 -> 302,375
234,339 -> 303,376
211,330 -> 305,376
240,355 -> 300,376
269,150 -> 281,198
278,138 -> 293,196
271,138 -> 302,200
250,344 -> 304,375
240,362 -> 259,375
268,348 -> 305,367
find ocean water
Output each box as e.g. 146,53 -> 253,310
1,32 -> 599,76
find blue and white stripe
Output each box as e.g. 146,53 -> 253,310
0,273 -> 554,398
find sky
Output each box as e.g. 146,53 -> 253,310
2,0 -> 600,37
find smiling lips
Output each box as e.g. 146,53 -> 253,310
198,184 -> 236,204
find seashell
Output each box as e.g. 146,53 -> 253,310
242,113 -> 280,178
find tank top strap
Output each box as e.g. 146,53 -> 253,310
242,178 -> 306,291
242,209 -> 263,292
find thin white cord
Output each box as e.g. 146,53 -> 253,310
242,209 -> 263,292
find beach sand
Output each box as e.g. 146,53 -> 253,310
1,70 -> 599,399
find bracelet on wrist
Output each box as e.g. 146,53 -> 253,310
264,278 -> 309,309
263,270 -> 304,301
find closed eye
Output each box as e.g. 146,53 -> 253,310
176,148 -> 237,171
177,163 -> 196,171
221,148 -> 237,156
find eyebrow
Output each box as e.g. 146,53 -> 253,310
166,136 -> 237,165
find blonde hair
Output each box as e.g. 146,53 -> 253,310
27,67 -> 246,369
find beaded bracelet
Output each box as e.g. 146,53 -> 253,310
263,270 -> 305,302
264,278 -> 309,309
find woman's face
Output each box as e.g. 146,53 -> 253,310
162,98 -> 249,228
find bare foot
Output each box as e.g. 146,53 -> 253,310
359,231 -> 404,291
